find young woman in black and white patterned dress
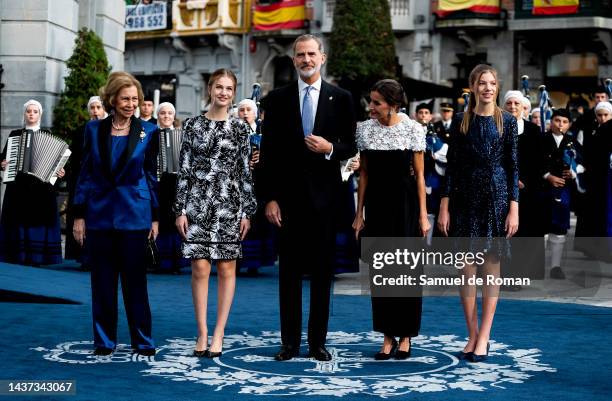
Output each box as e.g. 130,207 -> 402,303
175,69 -> 257,358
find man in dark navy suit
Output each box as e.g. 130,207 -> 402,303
260,35 -> 356,361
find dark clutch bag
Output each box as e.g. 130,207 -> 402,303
145,238 -> 160,272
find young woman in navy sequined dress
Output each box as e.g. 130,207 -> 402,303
438,65 -> 519,362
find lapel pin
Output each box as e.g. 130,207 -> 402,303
139,130 -> 146,143
329,96 -> 333,100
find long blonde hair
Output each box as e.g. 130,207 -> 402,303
460,64 -> 504,136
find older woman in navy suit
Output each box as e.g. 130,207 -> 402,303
73,71 -> 159,356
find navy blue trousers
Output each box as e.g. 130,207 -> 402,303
87,229 -> 154,350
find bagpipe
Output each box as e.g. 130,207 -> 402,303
461,89 -> 470,112
562,141 -> 586,195
248,83 -> 263,152
521,74 -> 530,100
425,124 -> 448,179
538,84 -> 553,135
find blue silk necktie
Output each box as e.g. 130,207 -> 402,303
302,86 -> 314,137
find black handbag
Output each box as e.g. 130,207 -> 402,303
145,238 -> 160,272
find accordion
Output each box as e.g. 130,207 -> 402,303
2,129 -> 71,185
157,128 -> 183,179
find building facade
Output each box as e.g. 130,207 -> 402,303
0,0 -> 126,140
123,0 -> 612,120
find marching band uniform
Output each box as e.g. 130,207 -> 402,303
540,109 -> 583,279
0,100 -> 62,266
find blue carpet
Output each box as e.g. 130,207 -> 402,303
0,262 -> 610,400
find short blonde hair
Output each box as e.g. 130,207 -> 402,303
99,71 -> 144,111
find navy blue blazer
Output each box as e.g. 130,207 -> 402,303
73,115 -> 160,230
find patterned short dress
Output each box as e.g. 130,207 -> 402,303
174,116 -> 257,260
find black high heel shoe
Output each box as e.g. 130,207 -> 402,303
457,350 -> 474,360
206,339 -> 223,358
395,338 -> 411,360
193,349 -> 207,357
205,349 -> 222,358
469,342 -> 490,362
193,337 -> 208,357
374,338 -> 398,360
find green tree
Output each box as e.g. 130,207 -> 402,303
328,0 -> 396,82
53,28 -> 111,143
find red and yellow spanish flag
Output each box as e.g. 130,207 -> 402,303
253,0 -> 305,31
532,0 -> 579,15
435,0 -> 500,18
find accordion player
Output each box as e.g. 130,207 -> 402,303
157,127 -> 183,179
2,129 -> 71,185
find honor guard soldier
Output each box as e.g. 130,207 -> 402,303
433,102 -> 454,142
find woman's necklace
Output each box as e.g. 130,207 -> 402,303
112,118 -> 131,130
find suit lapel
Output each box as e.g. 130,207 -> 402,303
97,116 -> 113,181
289,82 -> 302,138
313,81 -> 330,136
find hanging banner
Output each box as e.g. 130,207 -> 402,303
435,0 -> 501,18
253,0 -> 305,31
533,0 -> 579,15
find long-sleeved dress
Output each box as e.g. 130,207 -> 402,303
174,116 -> 257,260
442,112 -> 519,255
357,117 -> 426,337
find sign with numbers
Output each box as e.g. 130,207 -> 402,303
126,1 -> 168,32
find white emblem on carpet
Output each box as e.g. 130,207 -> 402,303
33,331 -> 556,397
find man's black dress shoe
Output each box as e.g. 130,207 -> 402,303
274,345 -> 299,361
308,346 -> 332,361
134,348 -> 156,357
93,347 -> 113,356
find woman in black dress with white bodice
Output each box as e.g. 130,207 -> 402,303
353,79 -> 430,360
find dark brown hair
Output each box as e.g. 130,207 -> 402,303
370,79 -> 407,111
